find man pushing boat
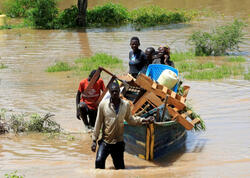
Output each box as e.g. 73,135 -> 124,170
91,81 -> 154,169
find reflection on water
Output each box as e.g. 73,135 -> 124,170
0,0 -> 250,177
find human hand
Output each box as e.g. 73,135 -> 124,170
91,141 -> 97,152
142,116 -> 155,124
76,109 -> 81,120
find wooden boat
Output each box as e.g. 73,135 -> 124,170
124,121 -> 186,160
85,67 -> 200,160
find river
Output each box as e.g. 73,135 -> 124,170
0,0 -> 250,177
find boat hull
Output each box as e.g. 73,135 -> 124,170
124,121 -> 186,160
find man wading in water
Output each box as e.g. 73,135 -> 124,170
91,81 -> 154,169
76,70 -> 105,129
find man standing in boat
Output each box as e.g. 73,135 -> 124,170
76,70 -> 105,129
91,81 -> 154,169
129,36 -> 147,78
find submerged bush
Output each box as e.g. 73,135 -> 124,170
56,5 -> 78,28
3,0 -> 36,18
87,3 -> 129,26
1,110 -> 61,133
28,113 -> 60,133
46,61 -> 72,72
129,6 -> 198,27
189,20 -> 246,56
25,0 -> 58,29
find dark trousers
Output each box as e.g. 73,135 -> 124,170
95,140 -> 125,169
79,102 -> 97,127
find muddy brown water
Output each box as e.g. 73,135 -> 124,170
0,0 -> 250,177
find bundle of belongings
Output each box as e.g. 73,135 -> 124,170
118,64 -> 200,130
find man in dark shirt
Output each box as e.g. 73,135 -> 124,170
152,45 -> 175,68
129,37 -> 147,78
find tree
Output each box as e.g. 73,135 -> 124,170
77,0 -> 87,27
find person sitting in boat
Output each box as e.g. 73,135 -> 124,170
76,70 -> 105,129
152,45 -> 175,68
91,81 -> 154,169
129,36 -> 147,78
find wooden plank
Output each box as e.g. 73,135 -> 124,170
83,68 -> 101,94
135,74 -> 186,110
167,107 -> 194,130
131,92 -> 148,115
149,124 -> 155,160
95,76 -> 116,106
146,125 -> 151,160
145,92 -> 163,107
191,118 -> 200,125
132,92 -> 163,115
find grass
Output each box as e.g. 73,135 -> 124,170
176,61 -> 215,73
184,64 -> 245,80
171,51 -> 195,62
172,51 -> 248,80
244,71 -> 250,80
4,170 -> 23,178
46,61 -> 72,72
0,63 -> 8,69
75,53 -> 123,71
46,53 -> 123,73
227,56 -> 246,62
129,6 -> 199,27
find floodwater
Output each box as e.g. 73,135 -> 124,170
0,0 -> 250,177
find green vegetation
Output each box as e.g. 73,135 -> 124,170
0,110 -> 61,134
129,6 -> 198,27
189,20 -> 246,56
87,3 -> 128,27
75,53 -> 123,71
46,53 -> 123,73
186,104 -> 206,131
25,0 -> 58,29
4,171 -> 23,178
177,61 -> 215,73
183,64 -> 244,80
0,63 -> 8,69
227,56 -> 246,62
2,1 -> 200,29
46,61 -> 72,72
171,51 -> 195,62
55,5 -> 78,28
244,71 -> 250,80
27,113 -> 60,133
172,51 -> 248,80
3,0 -> 36,18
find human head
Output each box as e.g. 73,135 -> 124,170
88,69 -> 99,81
157,45 -> 169,59
130,36 -> 140,52
109,80 -> 120,101
145,47 -> 155,64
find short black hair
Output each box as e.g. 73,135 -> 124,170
109,80 -> 120,90
88,69 -> 97,81
145,47 -> 155,54
130,36 -> 140,44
